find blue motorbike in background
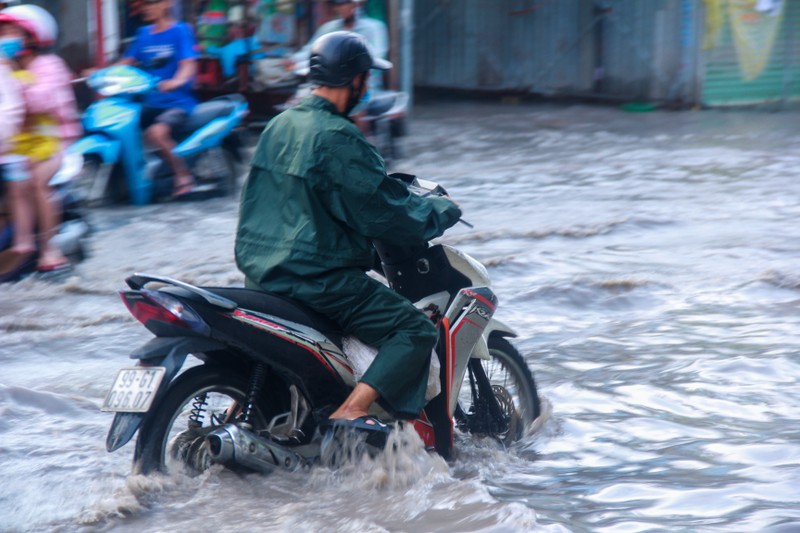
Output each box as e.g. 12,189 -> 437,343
61,66 -> 249,206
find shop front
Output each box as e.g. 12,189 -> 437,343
701,0 -> 800,106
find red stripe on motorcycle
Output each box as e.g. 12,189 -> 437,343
442,317 -> 455,450
463,289 -> 496,311
232,309 -> 339,378
458,317 -> 482,331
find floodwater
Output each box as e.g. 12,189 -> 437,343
2,100 -> 800,533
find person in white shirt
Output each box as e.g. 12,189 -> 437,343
291,0 -> 388,90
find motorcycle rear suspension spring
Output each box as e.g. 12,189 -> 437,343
241,363 -> 266,428
188,394 -> 209,427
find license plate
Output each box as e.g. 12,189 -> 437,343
101,367 -> 166,412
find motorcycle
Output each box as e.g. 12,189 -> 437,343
101,175 -> 540,474
0,158 -> 91,283
61,65 -> 249,206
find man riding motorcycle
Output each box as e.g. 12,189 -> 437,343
116,0 -> 199,198
235,31 -> 462,432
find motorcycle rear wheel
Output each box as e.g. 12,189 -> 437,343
193,147 -> 239,198
133,365 -> 272,475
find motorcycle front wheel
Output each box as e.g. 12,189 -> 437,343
73,157 -> 112,207
457,335 -> 541,444
133,365 -> 272,475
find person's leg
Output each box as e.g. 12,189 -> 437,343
286,270 -> 438,420
3,156 -> 36,255
30,153 -> 68,269
144,109 -> 195,196
0,158 -> 37,277
352,296 -> 438,420
7,178 -> 36,255
0,178 -> 37,277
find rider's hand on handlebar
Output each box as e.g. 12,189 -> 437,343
442,195 -> 472,228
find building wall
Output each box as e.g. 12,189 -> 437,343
26,0 -> 92,71
413,0 -> 696,104
701,0 -> 800,106
595,0 -> 698,102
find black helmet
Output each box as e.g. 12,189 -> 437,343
309,31 -> 391,88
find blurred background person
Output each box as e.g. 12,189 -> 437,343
288,0 -> 388,135
290,0 -> 387,89
0,3 -> 80,275
115,0 -> 199,198
0,52 -> 23,152
0,53 -> 24,279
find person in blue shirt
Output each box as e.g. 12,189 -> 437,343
120,0 -> 199,197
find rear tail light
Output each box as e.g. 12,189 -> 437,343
120,289 -> 210,335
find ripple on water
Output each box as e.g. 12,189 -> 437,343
3,102 -> 800,532
511,276 -> 665,313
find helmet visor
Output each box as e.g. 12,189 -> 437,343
371,57 -> 392,71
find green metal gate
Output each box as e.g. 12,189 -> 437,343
702,0 -> 800,106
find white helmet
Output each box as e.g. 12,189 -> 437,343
0,4 -> 58,48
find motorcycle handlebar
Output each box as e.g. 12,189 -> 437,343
389,173 -> 472,229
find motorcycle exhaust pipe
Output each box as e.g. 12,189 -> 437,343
206,428 -> 236,462
206,424 -> 307,473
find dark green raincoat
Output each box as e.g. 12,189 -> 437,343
235,95 -> 462,418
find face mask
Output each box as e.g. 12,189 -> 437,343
345,78 -> 368,116
0,37 -> 25,59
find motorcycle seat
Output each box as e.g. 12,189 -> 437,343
184,95 -> 245,132
202,287 -> 344,347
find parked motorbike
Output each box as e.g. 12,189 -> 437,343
102,175 -> 540,474
61,66 -> 249,206
0,160 -> 91,283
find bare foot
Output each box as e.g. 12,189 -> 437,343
328,382 -> 379,420
36,243 -> 69,272
171,174 -> 196,198
328,409 -> 370,421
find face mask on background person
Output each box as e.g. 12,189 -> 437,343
0,36 -> 24,59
